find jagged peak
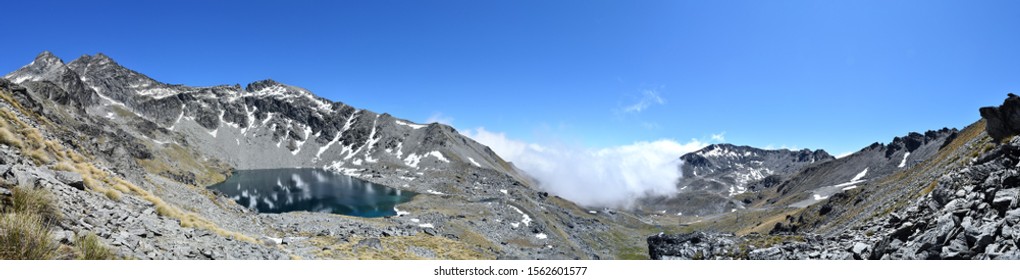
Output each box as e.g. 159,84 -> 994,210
692,143 -> 827,157
34,51 -> 63,66
245,79 -> 284,92
67,52 -> 121,69
35,50 -> 60,61
94,52 -> 112,61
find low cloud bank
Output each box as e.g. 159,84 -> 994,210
464,128 -> 707,209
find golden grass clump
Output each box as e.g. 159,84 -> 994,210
74,232 -> 117,260
0,213 -> 59,260
52,161 -> 76,172
27,148 -> 51,165
22,128 -> 45,149
67,150 -> 87,163
11,187 -> 61,223
103,189 -> 122,201
0,124 -> 23,149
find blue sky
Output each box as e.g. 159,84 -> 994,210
3,0 -> 1018,155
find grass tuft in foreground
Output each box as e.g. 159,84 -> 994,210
74,232 -> 118,260
0,212 -> 58,260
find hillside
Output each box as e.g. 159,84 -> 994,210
648,94 -> 1018,260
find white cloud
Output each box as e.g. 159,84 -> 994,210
463,127 -> 707,208
710,132 -> 726,142
622,89 -> 665,113
426,112 -> 454,126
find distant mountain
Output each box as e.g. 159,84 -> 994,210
639,144 -> 833,216
640,129 -> 958,217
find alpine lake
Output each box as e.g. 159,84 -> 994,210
207,168 -> 416,218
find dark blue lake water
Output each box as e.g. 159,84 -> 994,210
207,168 -> 416,218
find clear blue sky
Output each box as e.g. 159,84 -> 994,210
3,0 -> 1017,155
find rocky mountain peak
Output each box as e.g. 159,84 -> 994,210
683,144 -> 832,165
94,52 -> 113,61
4,51 -> 67,83
66,52 -> 128,74
245,79 -> 284,92
34,50 -> 64,66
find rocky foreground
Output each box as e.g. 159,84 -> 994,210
649,95 -> 1020,260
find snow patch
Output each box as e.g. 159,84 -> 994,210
394,208 -> 410,216
404,153 -> 425,168
509,206 -> 532,227
499,189 -> 508,195
395,120 -> 426,129
264,237 -> 283,245
535,233 -> 548,240
261,112 -> 274,126
701,147 -> 739,158
342,114 -> 379,161
418,223 -> 434,228
899,152 -> 911,168
168,105 -> 185,130
468,157 -> 481,167
316,111 -> 358,159
137,87 -> 179,99
426,190 -> 444,195
852,168 -> 869,182
291,125 -> 313,155
428,151 -> 450,163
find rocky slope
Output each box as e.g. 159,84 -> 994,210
648,94 -> 1019,260
757,128 -> 959,210
639,144 -> 833,216
1,51 -> 655,260
641,127 -> 956,218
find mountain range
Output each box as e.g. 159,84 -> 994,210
1,51 -> 1017,260
0,52 -> 631,260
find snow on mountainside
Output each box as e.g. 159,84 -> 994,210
1,51 -> 633,260
639,128 -> 959,217
638,144 -> 834,216
4,52 -> 526,187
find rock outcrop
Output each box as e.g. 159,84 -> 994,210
980,93 -> 1020,142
